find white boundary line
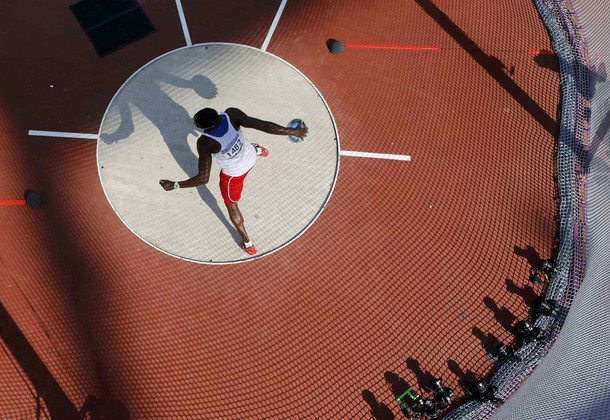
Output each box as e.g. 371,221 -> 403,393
26,132 -> 411,162
340,150 -> 411,161
261,0 -> 288,51
28,130 -> 98,140
175,0 -> 192,46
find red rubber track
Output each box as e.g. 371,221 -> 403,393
0,0 -> 559,418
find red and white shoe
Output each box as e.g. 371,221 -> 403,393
253,144 -> 269,157
242,242 -> 257,255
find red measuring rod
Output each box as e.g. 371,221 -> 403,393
344,43 -> 441,52
529,49 -> 555,55
0,199 -> 26,206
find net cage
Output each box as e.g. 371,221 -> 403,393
442,0 -> 609,418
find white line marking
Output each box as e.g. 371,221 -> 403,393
175,0 -> 192,46
340,150 -> 412,161
261,0 -> 288,51
28,130 -> 98,140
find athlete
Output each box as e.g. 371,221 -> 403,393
159,107 -> 308,255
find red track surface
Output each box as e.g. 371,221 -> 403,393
0,1 -> 559,418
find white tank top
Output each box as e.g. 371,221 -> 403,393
204,113 -> 256,177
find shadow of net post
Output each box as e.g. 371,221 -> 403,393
587,108 -> 610,171
413,0 -> 558,137
555,60 -> 609,170
79,395 -> 130,420
0,301 -> 80,419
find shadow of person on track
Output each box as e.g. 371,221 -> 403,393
405,357 -> 436,391
513,245 -> 543,270
447,360 -> 479,384
505,278 -> 539,306
472,326 -> 501,355
362,390 -> 395,420
447,359 -> 497,403
483,296 -> 518,335
100,71 -> 242,245
383,371 -> 413,400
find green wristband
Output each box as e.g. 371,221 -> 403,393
174,182 -> 180,189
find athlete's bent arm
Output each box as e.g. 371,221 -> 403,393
226,107 -> 308,139
159,137 -> 214,190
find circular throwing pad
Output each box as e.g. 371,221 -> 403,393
97,43 -> 339,264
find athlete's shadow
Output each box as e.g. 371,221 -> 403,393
101,69 -> 241,244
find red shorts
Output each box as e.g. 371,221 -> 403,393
219,170 -> 250,205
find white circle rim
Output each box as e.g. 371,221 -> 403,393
96,42 -> 341,265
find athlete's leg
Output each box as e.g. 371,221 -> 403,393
226,203 -> 250,243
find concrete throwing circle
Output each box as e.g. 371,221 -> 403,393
97,43 -> 339,264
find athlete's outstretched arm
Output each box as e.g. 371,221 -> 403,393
159,137 -> 213,190
226,107 -> 308,139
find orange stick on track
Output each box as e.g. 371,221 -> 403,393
344,43 -> 441,51
0,199 -> 26,206
528,49 -> 555,55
